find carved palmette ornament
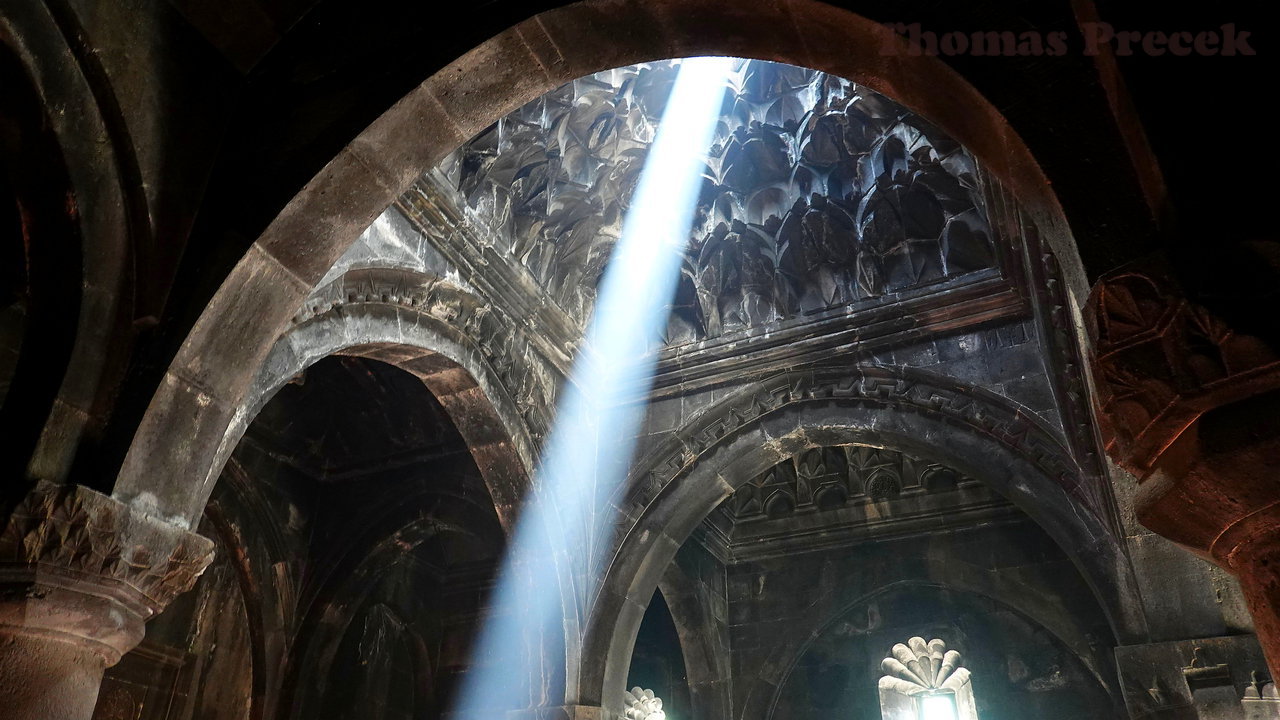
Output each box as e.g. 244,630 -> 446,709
624,687 -> 666,720
880,637 -> 969,696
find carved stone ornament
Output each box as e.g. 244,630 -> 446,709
878,638 -> 978,720
623,687 -> 665,720
0,480 -> 215,662
1088,269 -> 1280,479
419,58 -> 996,345
724,445 -> 976,522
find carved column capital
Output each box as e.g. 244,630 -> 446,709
1088,269 -> 1280,481
1090,266 -> 1280,680
0,480 -> 214,664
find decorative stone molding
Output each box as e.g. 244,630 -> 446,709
622,365 -> 1086,520
623,688 -> 665,720
878,637 -> 977,720
0,480 -> 214,662
294,267 -> 561,434
723,445 -> 977,522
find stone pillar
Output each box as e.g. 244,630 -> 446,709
0,481 -> 213,720
1089,270 -> 1280,681
1214,508 -> 1280,679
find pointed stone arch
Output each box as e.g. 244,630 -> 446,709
576,365 -> 1146,717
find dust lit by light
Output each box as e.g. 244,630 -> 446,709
920,693 -> 958,720
449,56 -> 734,717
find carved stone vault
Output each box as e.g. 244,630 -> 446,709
401,59 -> 997,346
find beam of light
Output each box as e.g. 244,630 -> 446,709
450,56 -> 733,718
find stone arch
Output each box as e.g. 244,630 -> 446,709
189,270 -> 547,531
578,365 -> 1146,716
334,603 -> 436,720
0,5 -> 136,485
196,274 -> 579,716
114,0 -> 1091,530
748,579 -> 1120,720
657,560 -> 730,720
199,465 -> 273,720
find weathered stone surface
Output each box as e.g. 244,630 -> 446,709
0,481 -> 213,720
2,2 -> 1271,717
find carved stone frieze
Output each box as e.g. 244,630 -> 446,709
295,267 -> 562,436
600,366 -> 1095,580
421,59 -> 998,345
724,445 -> 977,522
691,443 -> 1014,561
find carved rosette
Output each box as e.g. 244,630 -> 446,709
623,688 -> 665,720
0,480 -> 214,662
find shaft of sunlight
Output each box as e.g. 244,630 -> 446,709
450,56 -> 733,717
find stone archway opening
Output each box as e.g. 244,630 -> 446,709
106,354 -> 521,720
581,370 -> 1143,720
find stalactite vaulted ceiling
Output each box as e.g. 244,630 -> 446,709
400,59 -> 997,346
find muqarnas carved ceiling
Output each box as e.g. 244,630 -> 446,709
420,59 -> 997,345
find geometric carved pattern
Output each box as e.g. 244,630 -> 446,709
604,365 -> 1099,582
725,445 -> 975,522
0,480 -> 214,612
295,267 -> 560,435
435,59 -> 995,343
624,365 -> 1083,517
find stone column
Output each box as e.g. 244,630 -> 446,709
0,480 -> 213,720
1089,269 -> 1280,680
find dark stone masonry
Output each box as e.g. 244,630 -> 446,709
0,2 -> 1275,719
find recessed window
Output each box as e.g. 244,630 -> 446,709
878,637 -> 976,720
919,692 -> 958,720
